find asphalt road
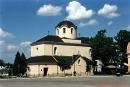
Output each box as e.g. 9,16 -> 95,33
0,76 -> 130,87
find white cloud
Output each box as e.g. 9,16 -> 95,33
0,40 -> 5,46
108,21 -> 113,25
79,19 -> 98,27
79,22 -> 87,27
65,1 -> 94,20
87,19 -> 98,25
0,28 -> 30,62
125,24 -> 130,30
0,39 -> 17,52
0,28 -> 15,39
20,41 -> 31,48
37,4 -> 62,16
7,45 -> 17,51
0,41 -> 17,54
98,4 -> 120,18
0,28 -> 17,62
0,41 -> 31,63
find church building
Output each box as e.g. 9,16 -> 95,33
127,42 -> 130,72
27,21 -> 93,77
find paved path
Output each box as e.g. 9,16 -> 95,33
0,76 -> 130,87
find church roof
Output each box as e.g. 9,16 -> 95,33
27,55 -> 83,65
27,56 -> 57,64
31,35 -> 63,45
31,35 -> 90,46
56,20 -> 77,29
36,35 -> 63,42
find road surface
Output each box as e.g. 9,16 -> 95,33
0,76 -> 130,87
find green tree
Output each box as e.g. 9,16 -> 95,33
114,30 -> 130,70
20,53 -> 27,75
0,59 -> 5,66
13,51 -> 27,76
57,57 -> 71,75
90,30 -> 116,66
78,37 -> 91,44
13,51 -> 21,76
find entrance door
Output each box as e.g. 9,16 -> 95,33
43,67 -> 48,76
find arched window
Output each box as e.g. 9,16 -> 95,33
71,28 -> 73,34
57,29 -> 59,34
54,47 -> 57,55
63,28 -> 66,33
36,47 -> 38,51
89,49 -> 91,55
27,67 -> 31,71
78,59 -> 81,65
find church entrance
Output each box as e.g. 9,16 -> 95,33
43,67 -> 48,76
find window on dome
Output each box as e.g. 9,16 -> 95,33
63,28 -> 66,33
57,29 -> 59,34
71,28 -> 73,34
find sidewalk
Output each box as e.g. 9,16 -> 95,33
0,74 -> 130,80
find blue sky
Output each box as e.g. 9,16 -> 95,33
0,0 -> 130,63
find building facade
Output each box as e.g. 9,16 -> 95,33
27,21 -> 93,77
127,42 -> 130,72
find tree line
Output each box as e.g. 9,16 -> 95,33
80,29 -> 130,73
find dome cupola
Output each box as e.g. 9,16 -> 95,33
55,20 -> 77,39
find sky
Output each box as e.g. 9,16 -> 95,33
0,0 -> 130,63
